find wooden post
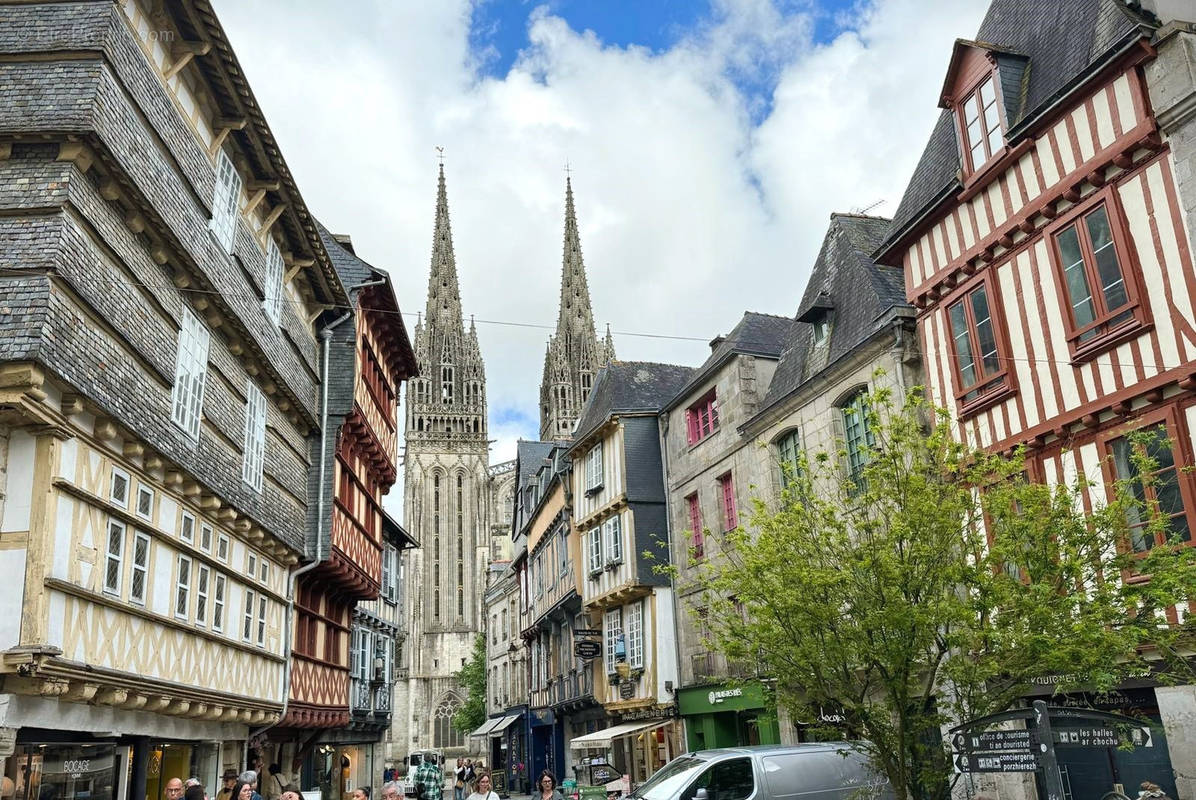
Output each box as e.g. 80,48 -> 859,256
1033,701 -> 1065,800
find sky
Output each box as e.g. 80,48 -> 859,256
211,0 -> 990,513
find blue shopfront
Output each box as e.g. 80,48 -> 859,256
529,708 -> 565,787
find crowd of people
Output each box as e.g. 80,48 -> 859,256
161,756 -> 576,800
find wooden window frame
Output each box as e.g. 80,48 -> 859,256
943,270 -> 1017,417
1097,404 -> 1196,563
685,388 -> 720,446
1045,185 -> 1150,363
686,492 -> 704,561
955,72 -> 1007,180
718,472 -> 738,531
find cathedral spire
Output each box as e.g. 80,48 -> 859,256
540,176 -> 611,440
424,162 -> 465,335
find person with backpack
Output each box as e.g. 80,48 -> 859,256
414,755 -> 443,800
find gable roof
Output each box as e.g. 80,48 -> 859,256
758,214 -> 907,411
877,0 -> 1151,259
663,312 -> 799,412
571,361 -> 694,448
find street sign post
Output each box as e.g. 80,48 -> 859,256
954,751 -> 1040,773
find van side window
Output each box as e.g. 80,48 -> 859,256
684,757 -> 754,800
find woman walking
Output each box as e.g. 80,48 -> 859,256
464,772 -> 498,800
533,772 -> 564,800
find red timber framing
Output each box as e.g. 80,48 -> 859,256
282,281 -> 417,727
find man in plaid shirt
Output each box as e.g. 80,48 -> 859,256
414,755 -> 443,800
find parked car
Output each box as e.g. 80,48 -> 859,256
625,743 -> 891,800
400,750 -> 444,798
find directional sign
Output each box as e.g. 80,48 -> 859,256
574,628 -> 602,638
574,640 -> 602,660
1052,726 -> 1119,748
959,729 -> 1036,753
955,751 -> 1039,773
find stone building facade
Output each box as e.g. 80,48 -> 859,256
397,166 -> 494,760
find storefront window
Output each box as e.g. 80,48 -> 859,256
6,743 -> 116,800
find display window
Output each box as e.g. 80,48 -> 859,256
5,743 -> 117,800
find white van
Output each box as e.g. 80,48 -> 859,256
625,744 -> 892,800
400,750 -> 443,798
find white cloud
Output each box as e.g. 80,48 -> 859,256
212,0 -> 989,515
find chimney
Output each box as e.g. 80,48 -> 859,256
709,335 -> 726,353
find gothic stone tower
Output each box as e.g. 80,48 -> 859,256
539,177 -> 615,440
399,164 -> 490,757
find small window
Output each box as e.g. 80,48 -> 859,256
130,531 -> 150,605
775,429 -> 801,489
217,533 -> 230,563
196,564 -> 210,627
686,493 -> 704,561
626,600 -> 644,669
171,307 -> 211,439
200,523 -> 213,553
243,589 -> 256,642
104,520 -> 125,596
382,545 -> 398,603
718,473 -> 738,531
263,237 -> 285,324
212,574 -> 226,633
175,555 -> 191,619
260,560 -> 269,584
110,467 -> 130,509
1049,194 -> 1142,356
585,441 -> 604,494
959,75 -> 1003,172
180,511 -> 195,544
210,149 -> 242,253
947,280 -> 1009,408
605,514 -> 623,565
806,316 -> 833,377
1109,422 -> 1193,552
248,552 -> 257,578
242,379 -> 267,492
604,606 -> 623,674
257,594 -> 267,647
685,388 -> 719,445
136,486 -> 154,520
841,390 -> 875,492
587,527 -> 603,575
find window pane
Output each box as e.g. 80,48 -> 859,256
949,301 -> 977,387
987,126 -> 1004,156
983,99 -> 1000,133
1112,438 -> 1152,552
1057,226 -> 1096,327
964,96 -> 980,124
979,78 -> 996,107
1084,207 -> 1128,312
969,287 -> 1000,376
971,141 -> 987,170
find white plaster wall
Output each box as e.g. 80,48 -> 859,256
0,549 -> 26,649
1,430 -> 35,533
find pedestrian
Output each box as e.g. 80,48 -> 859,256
184,785 -> 205,800
264,765 -> 287,800
534,771 -> 564,800
453,758 -> 466,800
463,761 -> 475,789
238,773 -> 262,800
380,782 -> 402,800
279,789 -> 301,800
165,778 -> 185,800
464,771 -> 497,800
231,781 -> 254,800
216,771 -> 239,800
414,754 -> 442,800
351,788 -> 370,800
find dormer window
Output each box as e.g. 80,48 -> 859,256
960,76 -> 1003,172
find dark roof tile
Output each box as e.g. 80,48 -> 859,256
572,361 -> 694,447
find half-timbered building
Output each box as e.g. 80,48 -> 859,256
564,361 -> 692,789
0,0 -> 349,797
875,1 -> 1196,796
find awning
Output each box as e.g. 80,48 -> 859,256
469,717 -> 503,738
569,720 -> 666,751
488,714 -> 523,736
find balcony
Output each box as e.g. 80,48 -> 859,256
691,651 -> 756,683
350,677 -> 393,718
548,669 -> 594,710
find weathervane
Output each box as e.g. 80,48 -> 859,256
564,159 -> 572,179
436,146 -> 445,165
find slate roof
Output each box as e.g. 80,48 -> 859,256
878,0 -> 1150,257
663,312 -> 799,412
317,222 -> 376,288
760,214 -> 907,410
516,440 -> 555,488
571,361 -> 695,448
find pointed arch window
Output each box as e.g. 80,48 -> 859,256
456,473 -> 465,619
433,474 -> 442,623
434,695 -> 464,749
441,366 -> 454,404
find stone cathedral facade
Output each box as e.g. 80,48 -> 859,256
397,165 -> 494,757
540,178 -> 615,440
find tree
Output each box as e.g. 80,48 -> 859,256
693,384 -> 1196,800
453,633 -> 488,735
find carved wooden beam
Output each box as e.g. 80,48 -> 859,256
259,203 -> 288,237
198,494 -> 221,511
164,40 -> 212,81
244,188 -> 268,217
247,179 -> 281,192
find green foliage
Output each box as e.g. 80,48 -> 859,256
452,633 -> 488,735
693,382 -> 1196,800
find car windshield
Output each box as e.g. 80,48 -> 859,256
626,757 -> 708,800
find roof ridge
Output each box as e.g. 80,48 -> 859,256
740,310 -> 797,321
830,211 -> 893,222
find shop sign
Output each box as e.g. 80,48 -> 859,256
619,680 -> 635,699
617,706 -> 677,722
575,641 -> 601,659
574,629 -> 602,638
708,688 -> 742,705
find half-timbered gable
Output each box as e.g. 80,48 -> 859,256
877,1 -> 1195,795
